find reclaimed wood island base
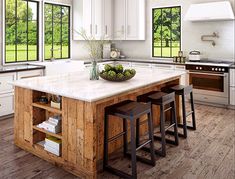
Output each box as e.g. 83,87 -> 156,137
13,69 -> 184,178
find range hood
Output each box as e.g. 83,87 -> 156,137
184,1 -> 235,21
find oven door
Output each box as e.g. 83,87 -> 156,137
188,71 -> 228,98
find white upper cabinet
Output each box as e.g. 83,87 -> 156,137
103,0 -> 113,39
112,0 -> 146,40
73,0 -> 145,40
125,0 -> 145,40
73,0 -> 112,40
113,0 -> 126,40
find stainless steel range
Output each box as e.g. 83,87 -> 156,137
186,60 -> 233,105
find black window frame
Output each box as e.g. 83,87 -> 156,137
44,3 -> 71,60
152,6 -> 181,58
4,0 -> 39,63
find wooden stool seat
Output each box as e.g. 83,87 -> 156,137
106,100 -> 152,118
104,100 -> 156,179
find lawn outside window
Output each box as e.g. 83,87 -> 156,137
5,0 -> 39,63
152,6 -> 181,58
44,3 -> 70,60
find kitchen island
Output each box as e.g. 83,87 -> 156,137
13,68 -> 185,178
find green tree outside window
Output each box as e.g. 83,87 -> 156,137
152,6 -> 181,58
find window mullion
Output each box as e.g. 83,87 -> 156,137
26,0 -> 29,61
60,6 -> 62,59
15,0 -> 17,62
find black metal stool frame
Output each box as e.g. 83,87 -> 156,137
136,92 -> 179,157
103,101 -> 156,179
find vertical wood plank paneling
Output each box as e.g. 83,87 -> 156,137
14,87 -> 19,143
23,89 -> 32,143
67,99 -> 77,165
76,100 -> 84,168
84,102 -> 96,171
62,97 -> 68,161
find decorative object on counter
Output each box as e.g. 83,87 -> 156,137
103,43 -> 112,59
51,95 -> 62,109
39,96 -> 48,104
201,32 -> 219,46
110,48 -> 121,59
75,29 -> 110,80
173,51 -> 186,63
99,64 -> 136,82
188,51 -> 201,61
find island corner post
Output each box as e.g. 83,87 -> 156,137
14,76 -> 181,178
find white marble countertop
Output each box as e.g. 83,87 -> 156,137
12,68 -> 185,102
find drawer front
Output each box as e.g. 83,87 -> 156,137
230,87 -> 235,105
230,69 -> 235,86
152,64 -> 174,70
0,93 -> 14,116
0,73 -> 16,94
17,70 -> 43,80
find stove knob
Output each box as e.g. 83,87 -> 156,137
212,68 -> 214,71
200,67 -> 202,70
218,68 -> 221,71
222,68 -> 225,72
196,67 -> 199,70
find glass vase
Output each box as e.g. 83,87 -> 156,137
90,61 -> 99,80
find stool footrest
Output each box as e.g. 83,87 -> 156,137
125,152 -> 155,166
166,130 -> 186,139
104,165 -> 133,179
164,123 -> 176,132
177,123 -> 196,130
108,131 -> 126,143
164,106 -> 172,113
136,140 -> 151,151
137,146 -> 166,157
186,111 -> 194,117
154,135 -> 178,146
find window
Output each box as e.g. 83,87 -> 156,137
152,6 -> 181,58
5,0 -> 39,63
44,3 -> 70,60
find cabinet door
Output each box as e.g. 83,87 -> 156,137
230,87 -> 235,105
113,0 -> 125,40
126,0 -> 145,40
83,0 -> 93,37
0,93 -> 14,117
103,0 -> 113,39
0,73 -> 16,94
93,0 -> 103,39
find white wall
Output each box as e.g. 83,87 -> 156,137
72,0 -> 235,61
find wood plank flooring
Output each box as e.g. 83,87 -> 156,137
0,104 -> 234,179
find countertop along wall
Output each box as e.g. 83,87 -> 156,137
72,0 -> 235,61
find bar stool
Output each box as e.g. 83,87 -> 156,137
137,91 -> 179,157
103,100 -> 155,179
169,85 -> 196,138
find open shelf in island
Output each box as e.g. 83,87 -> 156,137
33,125 -> 62,139
32,102 -> 62,114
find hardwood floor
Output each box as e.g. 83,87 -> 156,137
0,104 -> 234,179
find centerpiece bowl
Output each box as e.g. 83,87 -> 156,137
99,64 -> 136,82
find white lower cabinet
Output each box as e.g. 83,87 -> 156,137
0,93 -> 14,117
0,73 -> 16,94
0,69 -> 43,118
230,87 -> 235,106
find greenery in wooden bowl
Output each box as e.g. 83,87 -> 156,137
99,64 -> 136,82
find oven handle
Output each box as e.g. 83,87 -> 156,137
188,72 -> 227,77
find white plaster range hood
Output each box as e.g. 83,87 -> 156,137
184,1 -> 235,21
